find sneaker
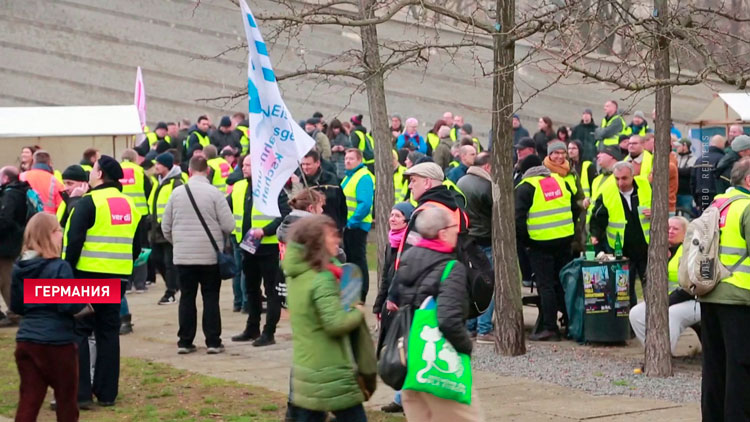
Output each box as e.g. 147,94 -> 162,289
97,401 -> 115,407
135,288 -> 147,294
231,330 -> 260,342
252,334 -> 275,347
158,294 -> 176,305
522,280 -> 533,288
207,345 -> 225,354
78,400 -> 94,410
476,334 -> 497,344
528,329 -> 561,342
381,402 -> 403,413
177,345 -> 197,354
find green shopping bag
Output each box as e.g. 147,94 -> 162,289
402,260 -> 473,405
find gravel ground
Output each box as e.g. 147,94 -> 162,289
472,342 -> 701,403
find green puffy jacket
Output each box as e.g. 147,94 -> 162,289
282,243 -> 365,411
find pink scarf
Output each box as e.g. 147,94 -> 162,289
389,227 -> 407,248
416,238 -> 454,253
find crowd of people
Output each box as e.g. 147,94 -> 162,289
0,100 -> 748,421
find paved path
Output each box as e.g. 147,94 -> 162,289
121,276 -> 700,421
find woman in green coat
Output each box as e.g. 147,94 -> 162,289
283,214 -> 368,422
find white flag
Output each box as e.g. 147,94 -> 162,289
133,66 -> 147,144
240,0 -> 315,217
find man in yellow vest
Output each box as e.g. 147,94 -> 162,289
623,135 -> 653,178
185,115 -> 211,160
629,216 -> 699,355
350,114 -> 375,173
516,162 -> 579,341
147,152 -> 184,305
203,145 -> 231,194
120,149 -> 152,296
627,110 -> 650,137
232,113 -> 249,155
700,157 -> 750,419
594,100 -> 631,149
589,161 -> 651,308
57,164 -> 89,228
229,155 -> 290,346
142,122 -> 172,151
341,148 -> 374,301
63,155 -> 141,407
392,150 -> 408,203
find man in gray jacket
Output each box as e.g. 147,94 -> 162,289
162,156 -> 235,355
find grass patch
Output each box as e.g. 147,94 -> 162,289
0,330 -> 403,422
367,241 -> 378,271
611,379 -> 630,387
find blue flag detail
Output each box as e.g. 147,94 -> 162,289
262,67 -> 275,82
246,13 -> 256,28
248,78 -> 261,114
255,41 -> 268,56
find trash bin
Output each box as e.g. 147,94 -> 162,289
581,259 -> 631,343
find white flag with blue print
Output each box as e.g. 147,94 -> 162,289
240,0 -> 315,217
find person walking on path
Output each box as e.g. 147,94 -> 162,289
341,149 -> 374,302
0,166 -> 31,327
283,214 -> 369,421
12,213 -> 87,422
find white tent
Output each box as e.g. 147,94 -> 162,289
0,105 -> 142,168
689,92 -> 750,126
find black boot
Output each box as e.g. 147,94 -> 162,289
119,314 -> 133,335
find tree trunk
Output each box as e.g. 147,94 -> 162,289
358,0 -> 392,286
491,0 -> 526,356
644,0 -> 673,378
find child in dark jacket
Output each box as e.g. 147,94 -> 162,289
11,213 -> 86,422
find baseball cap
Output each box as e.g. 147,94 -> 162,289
403,162 -> 444,181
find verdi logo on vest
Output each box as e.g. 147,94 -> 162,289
107,197 -> 133,225
24,279 -> 122,304
220,162 -> 231,178
539,177 -> 563,201
119,167 -> 136,186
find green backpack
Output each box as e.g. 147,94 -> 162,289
402,260 -> 473,404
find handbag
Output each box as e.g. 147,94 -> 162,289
402,260 -> 473,405
184,185 -> 238,280
377,303 -> 412,390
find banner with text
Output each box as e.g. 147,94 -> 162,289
240,0 -> 315,217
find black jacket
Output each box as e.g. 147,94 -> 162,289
456,168 -> 492,245
394,245 -> 473,356
227,177 -> 290,256
58,194 -> 84,229
571,121 -> 599,162
11,256 -> 86,345
692,146 -> 725,209
63,182 -> 142,277
298,168 -> 347,230
715,149 -> 739,195
533,130 -> 555,159
209,128 -> 242,153
0,180 -> 29,258
515,167 -> 580,250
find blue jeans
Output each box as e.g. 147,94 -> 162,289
231,237 -> 247,310
466,245 -> 494,335
394,390 -> 402,405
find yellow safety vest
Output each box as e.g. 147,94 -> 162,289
146,133 -> 171,148
207,157 -> 231,194
471,137 -> 482,153
630,124 -> 649,137
426,132 -> 440,152
186,131 -> 210,149
393,165 -> 408,203
342,166 -> 374,223
80,164 -> 93,173
62,187 -> 140,275
449,127 -> 458,142
668,245 -> 683,291
520,174 -> 575,241
599,114 -> 631,147
442,179 -> 466,206
562,173 -> 578,196
600,175 -> 652,249
580,161 -> 593,198
354,131 -> 375,165
237,125 -> 249,155
54,170 -> 63,184
230,179 -> 278,244
119,161 -> 148,216
147,175 -> 181,223
448,161 -> 459,169
624,150 -> 654,178
715,192 -> 750,291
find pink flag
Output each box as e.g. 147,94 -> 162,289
134,67 -> 146,145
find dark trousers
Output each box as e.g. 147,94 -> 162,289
700,302 -> 750,422
285,403 -> 367,422
519,245 -> 533,282
15,342 -> 79,422
76,303 -> 120,403
528,247 -> 569,331
243,252 -> 281,336
177,265 -> 222,348
627,253 -> 648,309
152,242 -> 178,295
343,227 -> 369,302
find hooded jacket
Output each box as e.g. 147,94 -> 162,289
11,252 -> 86,344
282,243 -> 365,411
394,243 -> 472,355
0,180 -> 29,258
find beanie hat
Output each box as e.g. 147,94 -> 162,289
62,164 -> 88,182
634,110 -> 646,120
155,121 -> 168,131
97,155 -> 123,181
732,135 -> 750,153
219,116 -> 232,128
351,114 -> 363,126
392,202 -> 415,221
407,151 -> 426,165
462,123 -> 473,134
547,140 -> 567,155
156,152 -> 174,169
583,108 -> 593,116
312,111 -> 323,119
